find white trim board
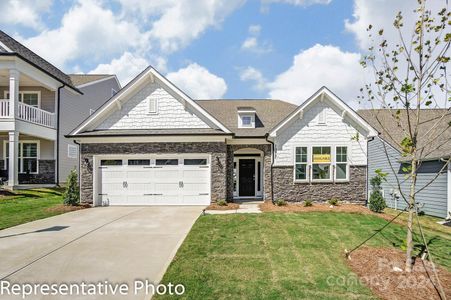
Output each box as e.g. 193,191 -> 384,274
70,66 -> 231,135
269,86 -> 378,138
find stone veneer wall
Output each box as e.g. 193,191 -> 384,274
272,165 -> 367,204
0,159 -> 55,184
80,142 -> 227,204
226,144 -> 272,201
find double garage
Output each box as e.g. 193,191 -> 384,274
93,154 -> 211,206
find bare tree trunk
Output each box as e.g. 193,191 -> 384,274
405,158 -> 417,272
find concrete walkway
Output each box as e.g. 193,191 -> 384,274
205,200 -> 262,214
0,206 -> 202,299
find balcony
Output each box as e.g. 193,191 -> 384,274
0,99 -> 55,128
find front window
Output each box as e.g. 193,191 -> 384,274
336,146 -> 348,180
4,141 -> 39,173
294,146 -> 348,182
312,146 -> 331,180
295,147 -> 308,180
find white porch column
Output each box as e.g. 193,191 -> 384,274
8,131 -> 19,187
447,164 -> 451,219
9,69 -> 20,118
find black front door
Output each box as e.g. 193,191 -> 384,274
239,159 -> 255,197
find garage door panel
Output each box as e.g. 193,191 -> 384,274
98,156 -> 210,206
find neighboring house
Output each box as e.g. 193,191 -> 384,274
68,66 -> 378,207
359,109 -> 451,219
0,30 -> 120,188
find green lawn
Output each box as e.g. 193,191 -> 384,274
157,212 -> 451,300
0,188 -> 67,230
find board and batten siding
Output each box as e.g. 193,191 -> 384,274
59,77 -> 120,183
274,101 -> 368,166
368,136 -> 448,218
97,81 -> 210,130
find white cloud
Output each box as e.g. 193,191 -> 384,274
239,67 -> 267,91
241,24 -> 272,54
166,63 -> 227,99
262,0 -> 331,5
345,0 -> 444,50
19,0 -> 145,68
89,52 -> 151,86
149,0 -> 245,52
0,0 -> 52,30
267,44 -> 363,106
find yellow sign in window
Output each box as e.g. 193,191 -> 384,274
313,154 -> 331,163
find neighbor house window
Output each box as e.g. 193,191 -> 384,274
335,146 -> 348,180
148,98 -> 158,114
5,91 -> 40,108
295,147 -> 308,181
4,141 -> 39,174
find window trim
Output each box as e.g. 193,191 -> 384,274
4,91 -> 41,108
148,97 -> 158,114
238,113 -> 255,128
3,140 -> 40,174
293,144 -> 350,183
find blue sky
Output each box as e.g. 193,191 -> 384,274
0,0 -> 435,106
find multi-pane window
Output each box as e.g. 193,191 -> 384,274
294,146 -> 348,182
5,92 -> 39,107
312,146 -> 331,180
295,147 -> 308,180
4,142 -> 38,173
336,146 -> 348,180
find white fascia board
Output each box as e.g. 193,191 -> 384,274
71,67 -> 153,135
269,86 -> 378,138
0,41 -> 12,52
75,76 -> 120,89
150,68 -> 231,133
71,66 -> 231,135
73,135 -> 230,144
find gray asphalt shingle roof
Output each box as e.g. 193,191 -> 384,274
196,99 -> 297,137
358,109 -> 451,160
69,74 -> 115,87
0,30 -> 79,92
69,128 -> 228,137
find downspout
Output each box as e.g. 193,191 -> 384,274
56,85 -> 64,186
366,136 -> 375,206
73,139 -> 82,202
265,133 -> 275,203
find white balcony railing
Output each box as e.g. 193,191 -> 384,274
0,100 -> 55,128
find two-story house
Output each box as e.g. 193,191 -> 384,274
0,30 -> 120,189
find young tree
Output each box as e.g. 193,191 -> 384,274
359,0 -> 450,273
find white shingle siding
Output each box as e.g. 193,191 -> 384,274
97,82 -> 209,130
274,102 -> 368,166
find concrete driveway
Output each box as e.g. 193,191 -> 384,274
0,206 -> 202,299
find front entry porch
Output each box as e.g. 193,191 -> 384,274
0,132 -> 56,188
233,149 -> 264,200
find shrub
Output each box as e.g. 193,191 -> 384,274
304,200 -> 313,207
368,174 -> 387,213
63,169 -> 79,206
216,199 -> 227,206
328,198 -> 339,206
275,199 -> 287,206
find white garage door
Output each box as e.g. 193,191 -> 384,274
97,156 -> 210,206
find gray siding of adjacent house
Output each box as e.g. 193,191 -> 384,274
59,78 -> 120,183
368,136 -> 448,218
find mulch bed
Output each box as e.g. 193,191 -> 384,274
260,201 -> 377,214
346,247 -> 451,300
206,202 -> 240,210
0,190 -> 17,197
45,204 -> 90,213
